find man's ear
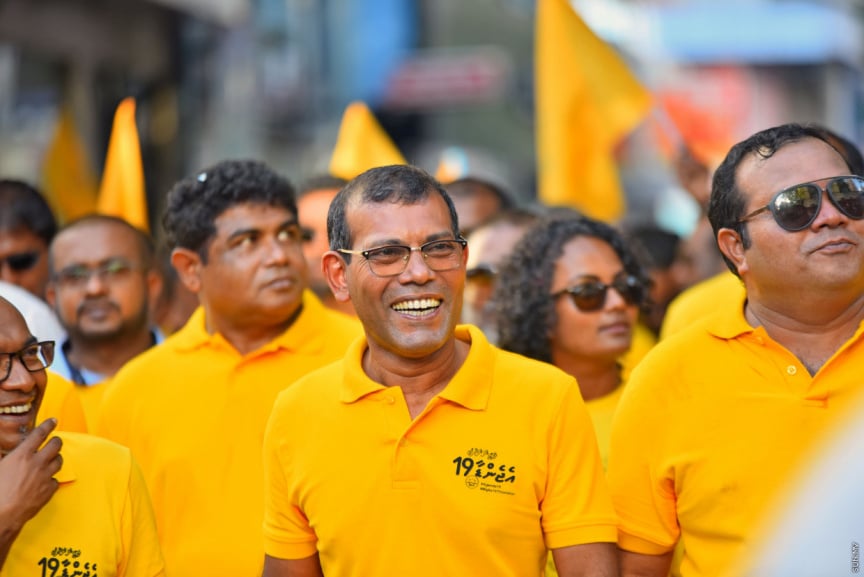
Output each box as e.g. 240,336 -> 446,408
170,248 -> 203,294
322,251 -> 351,303
145,267 -> 165,310
717,227 -> 747,277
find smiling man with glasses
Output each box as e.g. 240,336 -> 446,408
609,123 -> 864,577
0,180 -> 57,300
261,165 -> 618,577
0,295 -> 165,576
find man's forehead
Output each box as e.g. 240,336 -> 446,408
0,228 -> 45,253
214,203 -> 296,230
0,300 -> 32,344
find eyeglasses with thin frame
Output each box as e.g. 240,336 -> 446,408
53,258 -> 140,289
0,341 -> 55,383
337,237 -> 468,277
0,251 -> 41,273
552,273 -> 644,313
738,175 -> 864,232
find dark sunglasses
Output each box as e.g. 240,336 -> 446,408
553,273 -> 644,313
0,251 -> 41,272
739,175 -> 864,232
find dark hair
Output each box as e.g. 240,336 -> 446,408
812,125 -> 864,176
327,165 -> 459,260
625,225 -> 681,270
162,159 -> 297,259
298,174 -> 348,197
495,216 -> 650,364
708,123 -> 849,276
444,177 -> 516,211
0,180 -> 57,244
51,213 -> 156,271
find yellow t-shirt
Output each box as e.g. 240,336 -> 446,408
585,384 -> 625,472
96,291 -> 362,577
37,371 -> 87,433
620,321 -> 656,381
2,432 -> 164,577
609,292 -> 864,576
263,324 -> 617,577
660,271 -> 744,339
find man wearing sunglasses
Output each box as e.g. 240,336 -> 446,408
0,296 -> 165,576
609,123 -> 864,577
262,165 -> 617,577
0,180 -> 57,301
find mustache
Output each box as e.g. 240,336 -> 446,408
76,298 -> 121,317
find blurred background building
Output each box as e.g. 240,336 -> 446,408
1,0 -> 863,240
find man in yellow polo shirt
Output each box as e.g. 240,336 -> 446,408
0,296 -> 164,576
609,123 -> 864,577
262,165 -> 618,577
97,160 -> 361,577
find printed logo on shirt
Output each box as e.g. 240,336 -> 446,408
452,447 -> 517,495
38,547 -> 97,577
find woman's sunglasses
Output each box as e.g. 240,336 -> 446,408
553,273 -> 644,313
739,175 -> 864,232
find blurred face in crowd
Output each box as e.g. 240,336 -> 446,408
0,298 -> 48,455
463,220 -> 531,334
47,220 -> 158,342
549,236 -> 639,367
298,187 -> 340,295
0,227 -> 51,299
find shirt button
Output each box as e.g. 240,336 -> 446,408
787,365 -> 797,375
386,396 -> 395,404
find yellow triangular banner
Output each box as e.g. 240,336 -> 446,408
329,101 -> 406,180
41,108 -> 98,223
97,97 -> 148,231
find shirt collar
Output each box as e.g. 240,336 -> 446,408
172,290 -> 330,356
339,324 -> 494,411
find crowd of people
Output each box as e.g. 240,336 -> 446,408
1,121 -> 863,577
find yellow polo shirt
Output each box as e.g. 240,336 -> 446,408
2,432 -> 164,577
97,291 -> 362,577
37,371 -> 87,433
609,291 -> 864,577
263,324 -> 617,576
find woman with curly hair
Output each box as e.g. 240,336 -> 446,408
494,215 -> 650,468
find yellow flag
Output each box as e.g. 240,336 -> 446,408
98,97 -> 148,231
535,0 -> 651,222
41,108 -> 98,223
329,101 -> 406,180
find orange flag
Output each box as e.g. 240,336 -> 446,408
98,97 -> 148,231
535,0 -> 651,222
41,108 -> 98,223
329,101 -> 406,180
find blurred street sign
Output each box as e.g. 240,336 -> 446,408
383,47 -> 511,110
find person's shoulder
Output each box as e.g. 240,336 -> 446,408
56,431 -> 133,471
278,357 -> 346,402
661,271 -> 744,338
488,345 -> 580,401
